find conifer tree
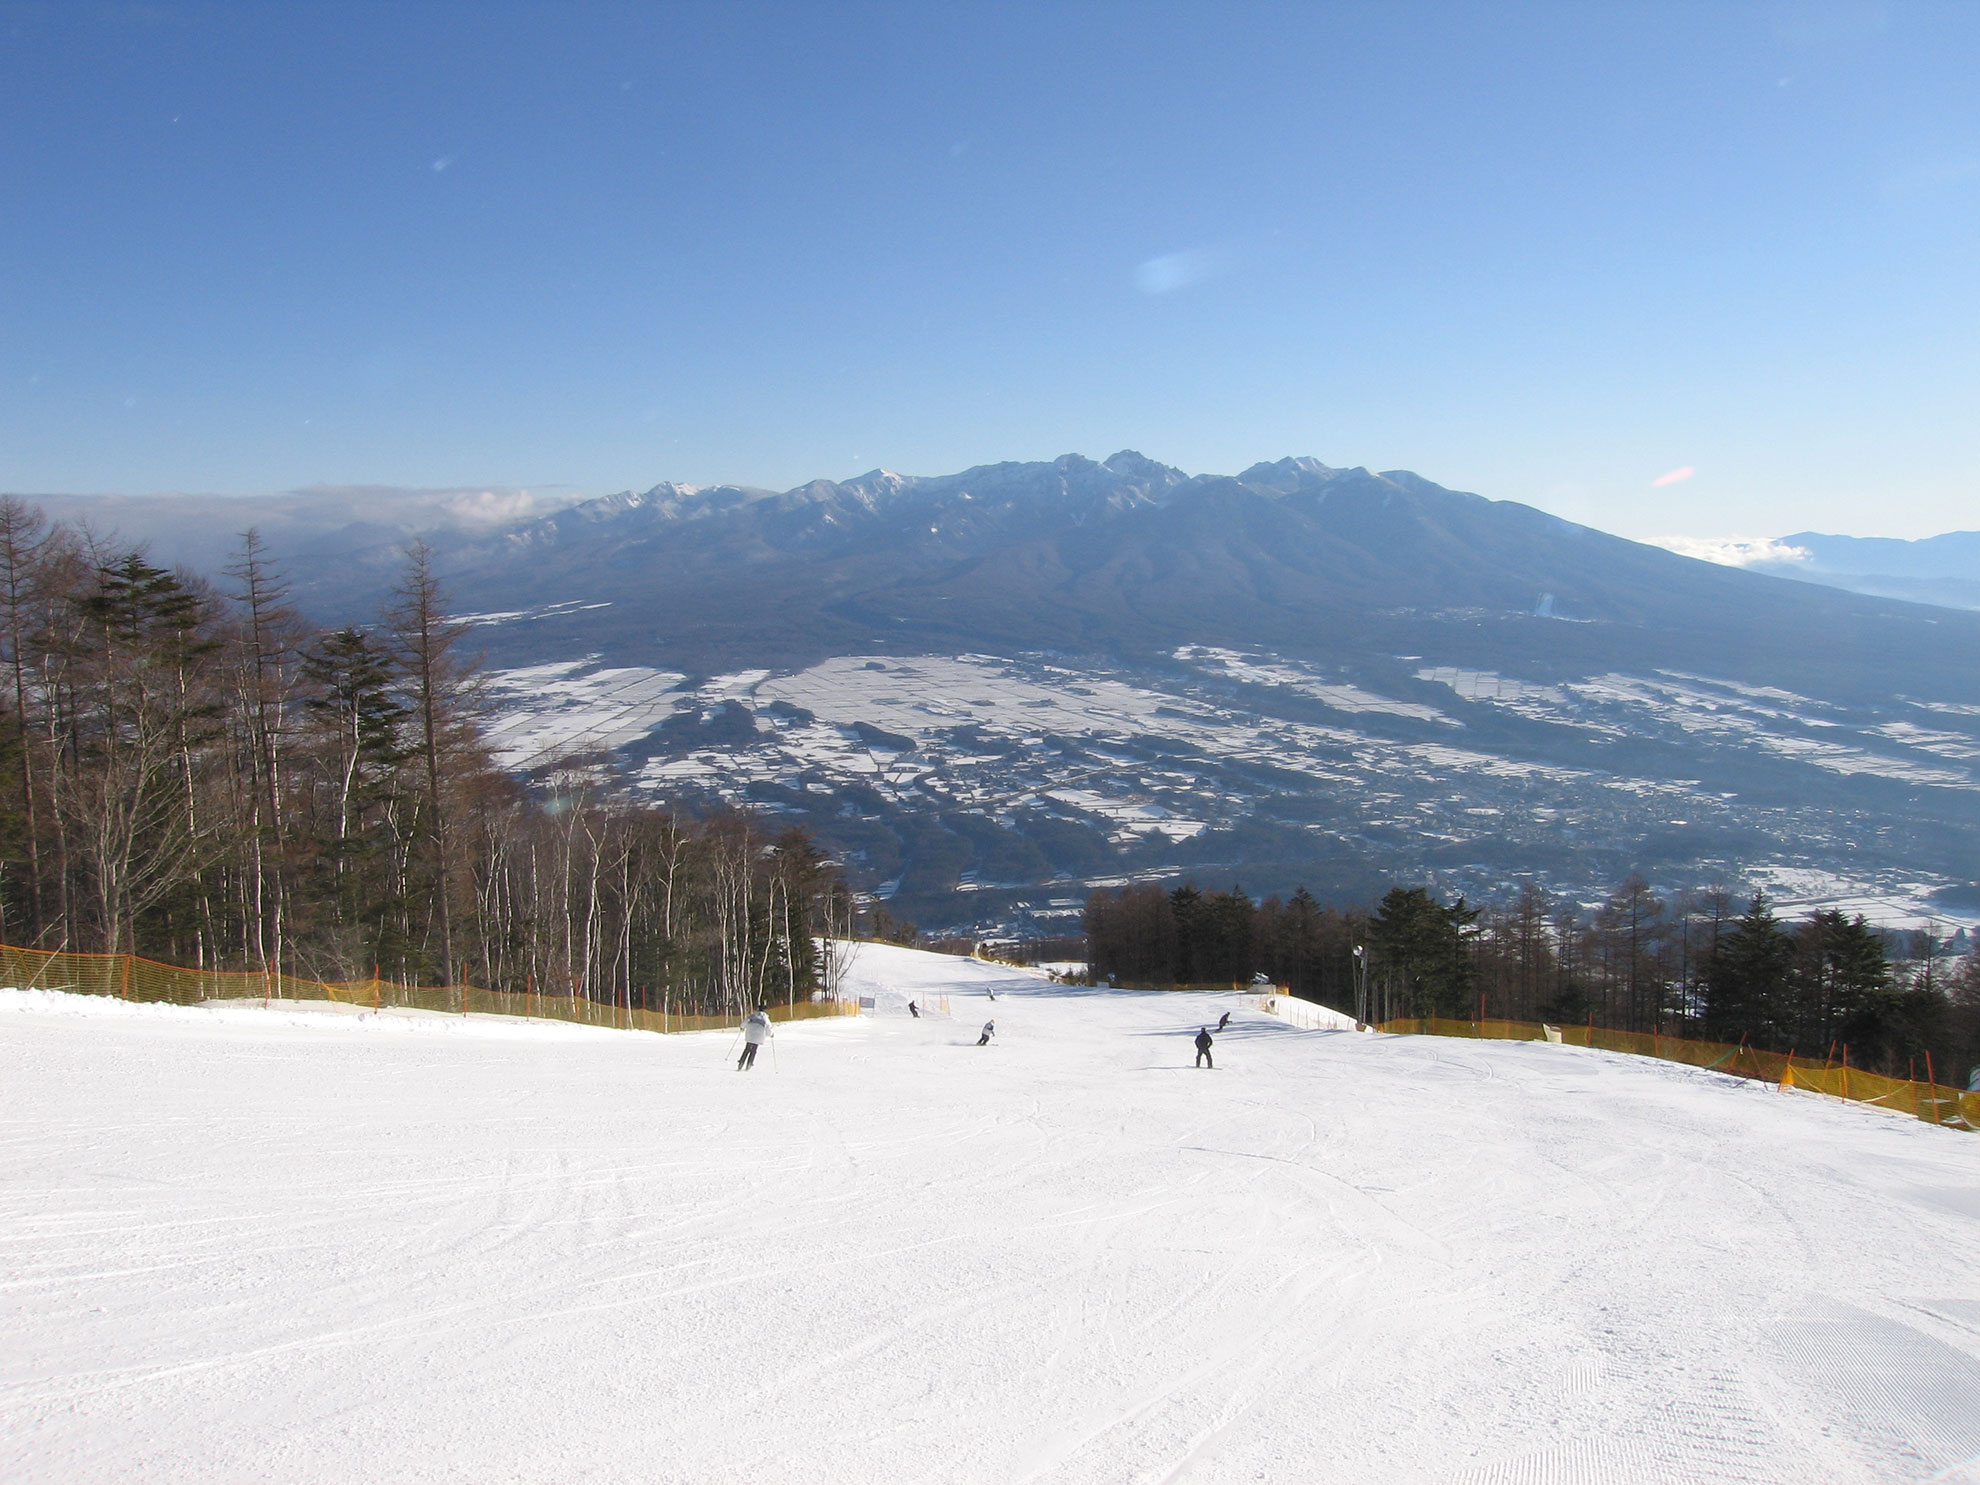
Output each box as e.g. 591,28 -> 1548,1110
65,554 -> 222,952
1702,894 -> 1795,1046
1369,886 -> 1479,1017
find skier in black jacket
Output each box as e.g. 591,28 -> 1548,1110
1194,1026 -> 1214,1069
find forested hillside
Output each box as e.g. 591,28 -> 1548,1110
0,498 -> 845,1015
1085,877 -> 1980,1081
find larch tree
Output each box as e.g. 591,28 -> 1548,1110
386,541 -> 484,986
226,529 -> 306,974
0,496 -> 51,941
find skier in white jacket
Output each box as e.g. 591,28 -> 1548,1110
738,1007 -> 772,1071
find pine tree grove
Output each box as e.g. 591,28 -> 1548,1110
1086,876 -> 1980,1082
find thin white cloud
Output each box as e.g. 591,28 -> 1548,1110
440,489 -> 561,525
1651,465 -> 1696,488
1650,536 -> 1811,568
1135,248 -> 1225,296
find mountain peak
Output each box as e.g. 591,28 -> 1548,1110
1234,456 -> 1341,494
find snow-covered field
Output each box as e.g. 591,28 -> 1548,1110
475,647 -> 1980,933
6,945 -> 1980,1483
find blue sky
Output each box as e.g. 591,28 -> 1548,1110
2,1 -> 1975,538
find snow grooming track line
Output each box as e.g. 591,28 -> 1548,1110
1766,1303 -> 1980,1482
1009,1245 -> 1364,1485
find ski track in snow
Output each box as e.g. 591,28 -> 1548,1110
5,946 -> 1980,1483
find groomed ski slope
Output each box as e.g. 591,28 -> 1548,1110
5,945 -> 1980,1484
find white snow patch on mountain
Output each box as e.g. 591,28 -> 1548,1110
470,650 -> 1980,929
1043,786 -> 1206,843
1180,645 -> 1455,724
479,657 -> 688,769
1419,665 -> 1976,791
1877,722 -> 1980,761
1742,867 -> 1962,929
1416,665 -> 1566,707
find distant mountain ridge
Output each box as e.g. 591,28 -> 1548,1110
401,452 -> 1978,713
18,452 -> 1979,709
17,454 -> 1979,929
1754,530 -> 1980,611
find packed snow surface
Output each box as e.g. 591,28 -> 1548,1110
6,946 -> 1980,1483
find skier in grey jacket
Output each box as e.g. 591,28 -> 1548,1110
976,1019 -> 995,1046
738,1007 -> 772,1071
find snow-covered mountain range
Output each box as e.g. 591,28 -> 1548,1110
28,454 -> 1980,933
430,454 -> 1979,935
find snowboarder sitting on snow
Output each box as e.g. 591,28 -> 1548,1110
738,1006 -> 772,1071
1194,1026 -> 1214,1069
1216,1010 -> 1231,1032
976,1019 -> 995,1046
908,1000 -> 919,1019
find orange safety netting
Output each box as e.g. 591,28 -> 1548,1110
0,942 -> 858,1036
1377,1014 -> 1980,1131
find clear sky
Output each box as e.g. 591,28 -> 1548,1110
2,1 -> 1976,539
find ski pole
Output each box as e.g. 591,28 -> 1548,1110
724,1028 -> 744,1064
772,1032 -> 780,1074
